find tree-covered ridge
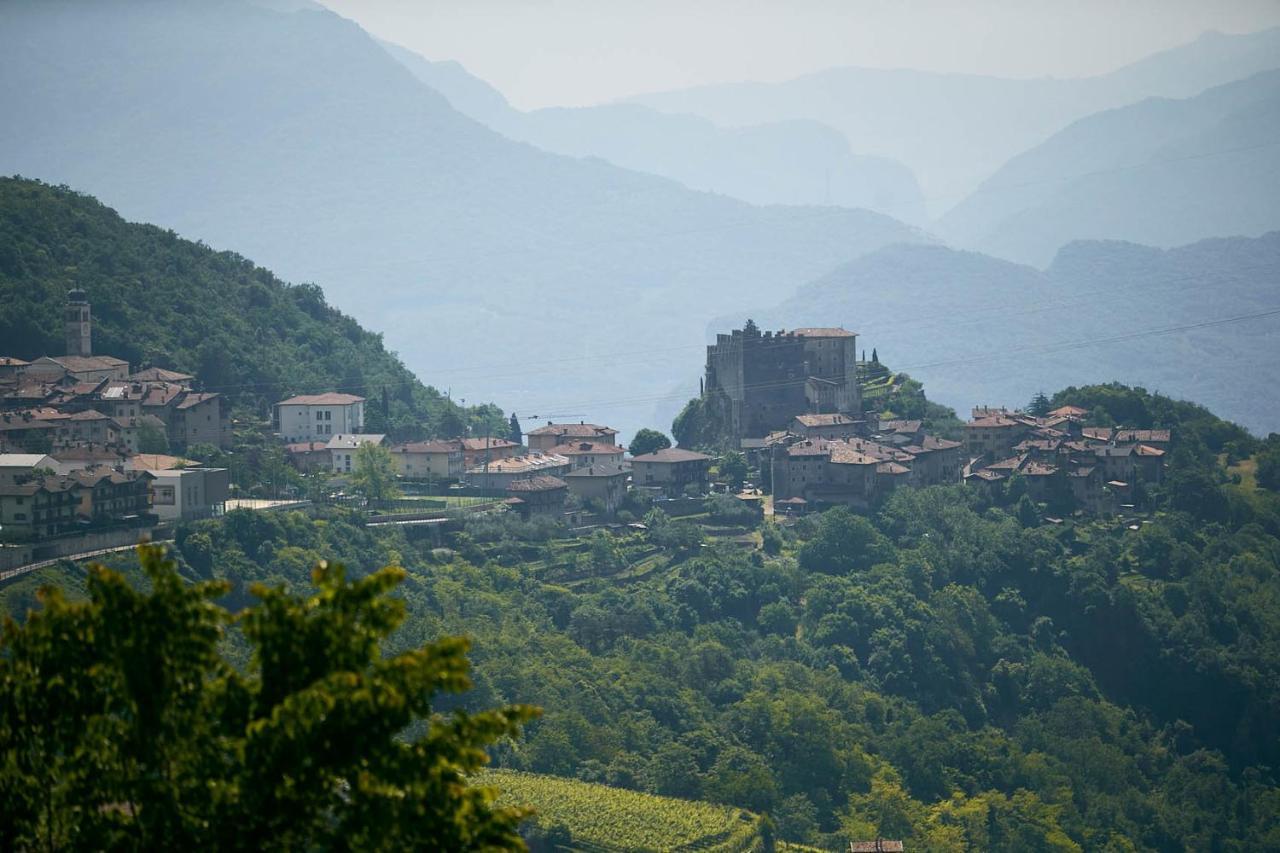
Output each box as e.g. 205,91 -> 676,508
0,177 -> 503,438
4,385 -> 1278,850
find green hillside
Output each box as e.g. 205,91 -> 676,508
476,770 -> 770,852
5,384 -> 1278,850
0,177 -> 501,438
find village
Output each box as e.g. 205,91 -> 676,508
1,296 -> 1171,572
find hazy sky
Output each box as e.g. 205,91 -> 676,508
317,0 -> 1280,109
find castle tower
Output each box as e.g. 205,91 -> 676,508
64,288 -> 92,357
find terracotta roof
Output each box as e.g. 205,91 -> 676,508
1082,427 -> 1114,441
1116,429 -> 1171,444
175,392 -> 219,410
967,468 -> 1006,482
564,463 -> 628,478
142,384 -> 185,408
877,419 -> 922,434
277,393 -> 365,406
0,357 -> 30,367
505,475 -> 568,493
0,474 -> 83,496
876,461 -> 911,475
919,435 -> 962,452
127,454 -> 191,471
68,409 -> 111,421
794,413 -> 859,427
527,423 -> 618,437
968,415 -> 1022,428
786,440 -> 831,458
986,455 -> 1028,472
467,454 -> 570,474
391,441 -> 458,454
549,441 -> 626,456
129,367 -> 194,382
630,448 -> 711,463
1048,405 -> 1089,418
285,441 -> 330,454
325,434 -> 385,450
460,437 -> 520,451
830,446 -> 881,466
38,355 -> 128,371
790,327 -> 855,337
1136,444 -> 1166,457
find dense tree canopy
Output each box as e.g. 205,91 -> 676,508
0,544 -> 537,851
4,385 -> 1279,850
630,429 -> 672,457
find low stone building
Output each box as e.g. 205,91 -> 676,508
504,475 -> 568,518
326,434 -> 387,474
70,467 -> 154,523
284,441 -> 332,473
790,412 -> 864,440
527,422 -> 619,453
387,440 -> 462,480
774,433 -> 962,508
172,392 -> 229,448
0,476 -> 83,540
630,448 -> 712,496
148,467 -> 230,522
466,453 -> 572,490
24,355 -> 131,384
0,453 -> 57,485
564,463 -> 629,514
459,437 -> 524,468
548,441 -> 628,470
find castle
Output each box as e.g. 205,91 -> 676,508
703,320 -> 861,441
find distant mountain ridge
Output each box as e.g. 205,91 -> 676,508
380,41 -> 927,223
938,70 -> 1280,265
732,232 -> 1280,433
0,0 -> 928,437
626,27 -> 1280,215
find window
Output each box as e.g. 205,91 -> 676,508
317,411 -> 324,421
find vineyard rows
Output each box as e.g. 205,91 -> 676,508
476,769 -> 765,852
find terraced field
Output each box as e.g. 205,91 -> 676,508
475,769 -> 767,852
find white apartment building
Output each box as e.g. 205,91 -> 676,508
275,393 -> 365,443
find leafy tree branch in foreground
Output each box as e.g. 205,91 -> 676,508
0,544 -> 539,851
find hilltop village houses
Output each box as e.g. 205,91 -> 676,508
2,295 -> 1176,559
696,321 -> 1169,514
962,405 -> 1168,511
1,291 -> 230,558
264,319 -> 1171,520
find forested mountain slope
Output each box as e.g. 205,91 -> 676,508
5,385 -> 1277,850
737,232 -> 1280,434
938,71 -> 1280,265
0,177 -> 499,436
0,0 -> 926,437
382,41 -> 927,223
626,27 -> 1280,213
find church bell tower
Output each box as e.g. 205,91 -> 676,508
65,289 -> 92,357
